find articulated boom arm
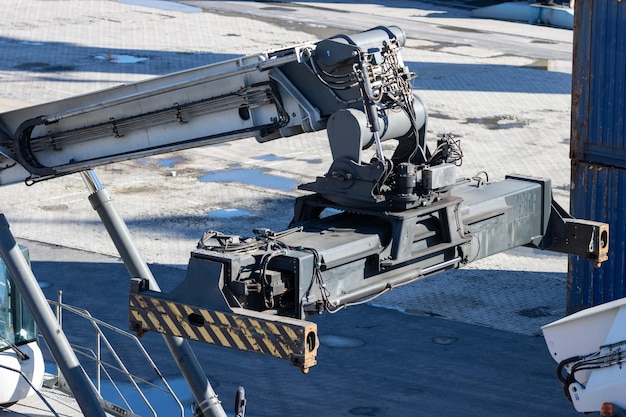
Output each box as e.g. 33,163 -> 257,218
0,27 -> 609,373
0,26 -> 417,188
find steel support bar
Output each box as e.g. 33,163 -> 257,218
80,170 -> 227,417
0,214 -> 107,417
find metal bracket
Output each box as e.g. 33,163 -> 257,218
533,199 -> 609,266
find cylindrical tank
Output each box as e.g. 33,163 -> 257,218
326,96 -> 427,162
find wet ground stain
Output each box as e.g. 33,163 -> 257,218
437,25 -> 484,34
199,168 -> 298,192
432,336 -> 459,345
297,157 -> 323,164
252,154 -> 290,162
206,5 -> 355,40
429,110 -> 456,120
39,204 -> 69,212
531,39 -> 559,44
208,208 -> 251,218
155,157 -> 181,168
14,62 -> 76,73
517,306 -> 552,318
319,335 -> 365,348
464,115 -> 526,130
349,406 -> 381,416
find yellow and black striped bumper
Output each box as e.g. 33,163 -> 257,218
129,293 -> 318,372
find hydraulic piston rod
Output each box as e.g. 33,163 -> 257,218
81,170 -> 227,417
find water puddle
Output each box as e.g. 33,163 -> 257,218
208,208 -> 250,218
517,306 -> 552,318
349,406 -> 381,416
199,168 -> 297,192
428,111 -> 455,120
118,0 -> 202,13
437,25 -> 484,34
531,39 -> 558,45
297,158 -> 323,164
156,157 -> 180,168
14,62 -> 75,72
94,54 -> 149,64
432,336 -> 459,345
205,7 -> 353,40
252,154 -> 290,162
137,157 -> 181,168
319,335 -> 365,348
464,116 -> 525,130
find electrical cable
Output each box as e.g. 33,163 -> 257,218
556,343 -> 626,402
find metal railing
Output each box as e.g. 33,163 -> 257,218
46,291 -> 184,417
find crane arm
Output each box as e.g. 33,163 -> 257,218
0,46 -> 306,183
0,26 -> 413,185
0,26 -> 609,373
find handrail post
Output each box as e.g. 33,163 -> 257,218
56,290 -> 63,325
96,333 -> 101,394
56,290 -> 62,381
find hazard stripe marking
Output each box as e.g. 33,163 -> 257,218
128,293 -> 317,369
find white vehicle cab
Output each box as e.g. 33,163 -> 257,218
0,247 -> 44,406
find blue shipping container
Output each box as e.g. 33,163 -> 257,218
569,160 -> 626,313
569,0 -> 626,313
571,0 -> 626,168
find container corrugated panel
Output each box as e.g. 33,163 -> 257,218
571,0 -> 626,168
569,161 -> 626,314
